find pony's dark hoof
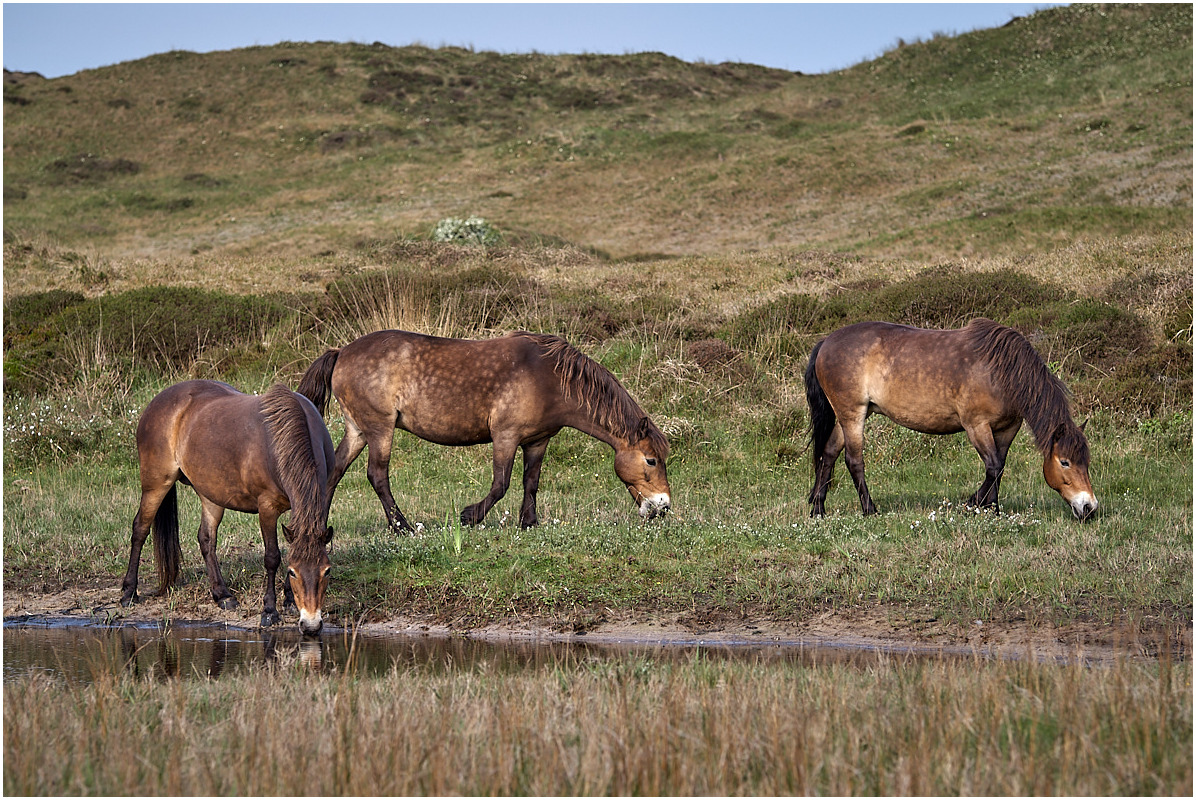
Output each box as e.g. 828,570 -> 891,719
284,602 -> 299,617
216,595 -> 239,611
966,497 -> 999,513
460,507 -> 485,527
261,610 -> 281,628
119,591 -> 139,607
389,518 -> 416,535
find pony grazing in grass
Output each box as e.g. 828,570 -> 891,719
805,318 -> 1097,520
298,330 -> 671,532
120,381 -> 335,635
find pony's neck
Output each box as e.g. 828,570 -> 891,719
562,405 -> 629,451
968,319 -> 1074,455
1011,370 -> 1075,453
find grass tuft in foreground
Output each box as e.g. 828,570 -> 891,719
4,650 -> 1189,795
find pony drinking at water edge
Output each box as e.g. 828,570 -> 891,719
120,380 -> 336,635
805,318 -> 1097,520
298,329 -> 671,532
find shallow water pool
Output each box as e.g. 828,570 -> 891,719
2,615 -> 1010,685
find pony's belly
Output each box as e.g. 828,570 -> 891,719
397,414 -> 492,447
185,480 -> 266,514
872,403 -> 963,435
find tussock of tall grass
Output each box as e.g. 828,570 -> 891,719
320,269 -> 481,346
4,653 -> 1189,795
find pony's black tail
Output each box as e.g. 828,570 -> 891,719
153,484 -> 182,595
804,339 -> 836,502
297,348 -> 341,416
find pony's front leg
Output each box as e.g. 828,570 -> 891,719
196,498 -> 238,610
462,436 -> 519,526
259,509 -> 283,627
517,438 -> 551,529
965,422 -> 1018,512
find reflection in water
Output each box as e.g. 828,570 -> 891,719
2,615 -> 1081,686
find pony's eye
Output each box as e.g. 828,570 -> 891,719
1060,460 -> 1070,468
645,458 -> 657,467
287,568 -> 297,579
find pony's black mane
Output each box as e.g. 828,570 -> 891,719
261,384 -> 329,555
965,318 -> 1089,460
517,332 -> 670,456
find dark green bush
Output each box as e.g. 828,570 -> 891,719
724,293 -> 821,362
3,289 -> 86,348
3,287 -> 302,394
817,266 -> 1063,331
723,266 -> 1062,361
1009,299 -> 1150,365
1080,341 -> 1192,417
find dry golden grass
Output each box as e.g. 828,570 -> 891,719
4,652 -> 1189,795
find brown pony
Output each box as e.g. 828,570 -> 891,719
297,329 -> 671,531
119,380 -> 336,635
805,319 -> 1097,520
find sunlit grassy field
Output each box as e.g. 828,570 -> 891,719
3,241 -> 1191,635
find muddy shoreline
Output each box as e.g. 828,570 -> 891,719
5,586 -> 1189,664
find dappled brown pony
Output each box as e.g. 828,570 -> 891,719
120,381 -> 336,635
297,330 -> 672,531
805,319 -> 1097,520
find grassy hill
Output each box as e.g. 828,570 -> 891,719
3,3 -> 1190,270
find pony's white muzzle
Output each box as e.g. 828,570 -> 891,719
1070,492 -> 1098,521
299,608 -> 323,636
639,493 -> 671,519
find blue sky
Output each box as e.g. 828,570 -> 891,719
4,3 -> 1062,79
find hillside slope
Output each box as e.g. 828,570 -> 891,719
3,3 -> 1190,268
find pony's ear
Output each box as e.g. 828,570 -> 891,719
1049,422 -> 1068,448
323,526 -> 334,546
635,416 -> 654,442
281,523 -> 296,544
1079,418 -> 1089,432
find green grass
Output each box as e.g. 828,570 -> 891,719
4,369 -> 1189,633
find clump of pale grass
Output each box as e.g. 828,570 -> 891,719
320,270 -> 467,346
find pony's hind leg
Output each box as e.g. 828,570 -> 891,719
809,424 -> 844,517
196,498 -> 238,610
121,481 -> 178,605
838,411 -> 878,516
363,430 -> 415,533
328,418 -> 366,497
